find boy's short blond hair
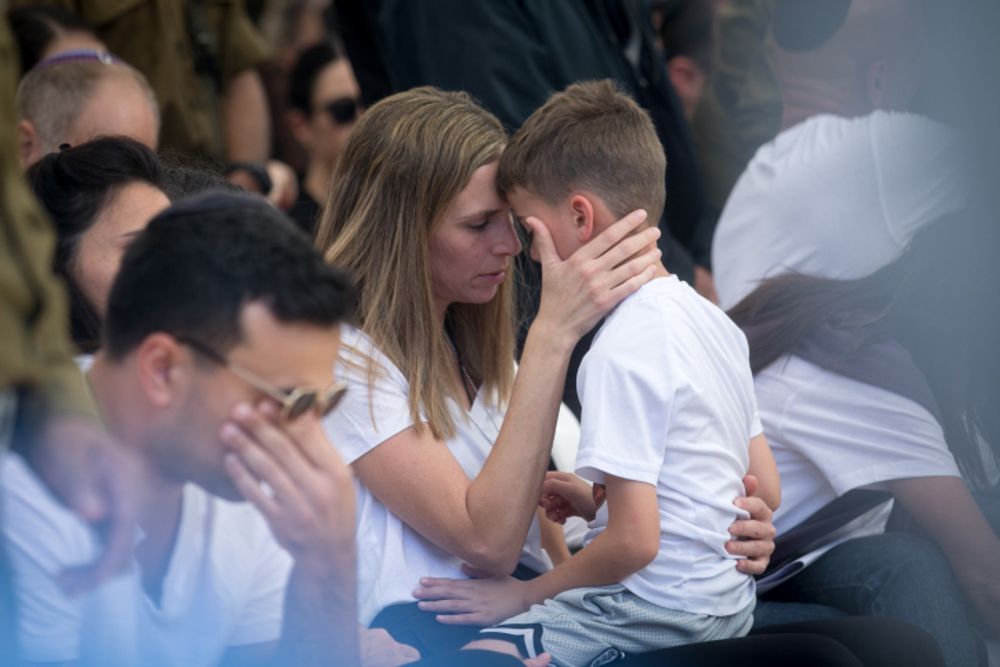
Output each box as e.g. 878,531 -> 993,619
497,79 -> 666,226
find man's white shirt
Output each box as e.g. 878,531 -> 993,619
1,454 -> 291,666
713,111 -> 967,310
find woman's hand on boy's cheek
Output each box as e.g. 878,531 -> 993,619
727,492 -> 776,575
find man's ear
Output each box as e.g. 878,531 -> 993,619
667,56 -> 706,118
569,194 -> 596,243
18,119 -> 44,169
135,333 -> 186,409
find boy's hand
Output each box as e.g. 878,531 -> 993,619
539,471 -> 604,523
414,570 -> 533,627
727,474 -> 776,575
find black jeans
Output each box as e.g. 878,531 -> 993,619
617,617 -> 945,667
375,604 -> 944,667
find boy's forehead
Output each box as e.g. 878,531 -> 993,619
506,188 -> 537,215
507,188 -> 559,222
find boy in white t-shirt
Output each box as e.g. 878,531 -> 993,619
453,80 -> 781,665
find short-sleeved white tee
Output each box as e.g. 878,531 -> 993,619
575,276 -> 761,616
712,111 -> 968,310
1,454 -> 292,666
755,354 -> 961,571
323,326 -> 552,626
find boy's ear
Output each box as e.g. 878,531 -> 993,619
569,194 -> 596,243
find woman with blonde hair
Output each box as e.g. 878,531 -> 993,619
316,87 -> 770,658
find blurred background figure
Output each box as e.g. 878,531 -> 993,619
0,15 -> 139,664
256,0 -> 332,173
17,53 -> 160,168
6,3 -> 104,74
654,0 -> 714,122
285,41 -> 360,236
9,0 -> 272,165
26,137 -> 170,354
8,0 -> 303,210
690,0 -> 783,228
711,0 -> 968,309
730,212 -> 1000,667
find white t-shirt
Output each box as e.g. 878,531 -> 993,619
575,276 -> 761,616
323,327 -> 553,626
712,111 -> 968,310
1,454 -> 292,666
755,354 -> 961,569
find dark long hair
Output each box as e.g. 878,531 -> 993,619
27,136 -> 164,353
728,213 -> 1000,488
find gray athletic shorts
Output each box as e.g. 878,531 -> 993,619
478,584 -> 754,667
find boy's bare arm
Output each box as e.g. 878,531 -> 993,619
522,474 -> 659,606
411,475 -> 654,627
748,433 -> 781,511
536,508 -> 572,566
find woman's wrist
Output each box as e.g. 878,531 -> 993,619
525,318 -> 577,357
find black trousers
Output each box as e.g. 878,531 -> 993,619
374,603 -> 946,666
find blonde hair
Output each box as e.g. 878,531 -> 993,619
497,79 -> 666,226
315,87 -> 515,439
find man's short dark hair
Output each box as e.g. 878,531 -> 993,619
104,192 -> 355,359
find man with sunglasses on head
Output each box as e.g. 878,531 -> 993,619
286,42 -> 362,237
0,192 -> 398,666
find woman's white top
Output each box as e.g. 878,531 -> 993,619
323,326 -> 552,625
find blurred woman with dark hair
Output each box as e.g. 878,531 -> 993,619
729,213 -> 1000,667
27,136 -> 170,353
285,41 -> 360,236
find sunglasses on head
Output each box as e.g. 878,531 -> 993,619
322,97 -> 360,125
177,336 -> 347,421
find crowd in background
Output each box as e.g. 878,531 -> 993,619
0,0 -> 999,666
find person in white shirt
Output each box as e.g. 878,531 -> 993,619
711,0 -> 968,310
410,79 -> 779,666
314,85 -> 778,661
3,194 -> 361,666
728,213 -> 1000,667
